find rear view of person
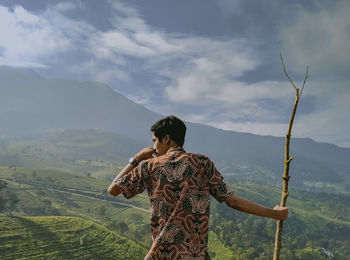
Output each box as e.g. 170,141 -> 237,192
108,115 -> 288,259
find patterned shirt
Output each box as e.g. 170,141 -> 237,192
116,146 -> 233,260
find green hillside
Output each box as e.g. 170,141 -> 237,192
0,129 -> 146,179
0,166 -> 149,209
0,214 -> 147,260
0,166 -> 153,249
0,166 -> 245,258
1,127 -> 349,193
210,177 -> 350,259
1,166 -> 349,259
1,67 -> 350,193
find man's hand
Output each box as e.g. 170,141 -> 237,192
273,205 -> 289,220
134,147 -> 155,163
108,147 -> 155,196
225,194 -> 289,220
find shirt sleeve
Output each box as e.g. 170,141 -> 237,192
115,161 -> 149,199
206,158 -> 233,203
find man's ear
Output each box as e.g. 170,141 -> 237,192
163,134 -> 170,144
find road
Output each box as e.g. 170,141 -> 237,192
1,177 -> 150,213
47,187 -> 150,213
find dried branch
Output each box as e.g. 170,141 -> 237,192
300,66 -> 309,98
280,53 -> 298,91
273,54 -> 309,260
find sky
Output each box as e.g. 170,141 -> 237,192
0,0 -> 349,147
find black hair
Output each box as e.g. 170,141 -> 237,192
151,115 -> 186,147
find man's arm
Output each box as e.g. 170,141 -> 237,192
225,193 -> 288,220
108,147 -> 154,196
108,163 -> 136,196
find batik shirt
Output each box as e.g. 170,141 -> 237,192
116,146 -> 233,260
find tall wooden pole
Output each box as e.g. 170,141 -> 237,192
273,54 -> 309,260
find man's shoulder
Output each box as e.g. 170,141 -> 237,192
149,152 -> 210,161
185,152 -> 209,159
181,152 -> 213,164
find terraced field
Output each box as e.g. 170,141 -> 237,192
1,166 -> 349,259
0,215 -> 147,260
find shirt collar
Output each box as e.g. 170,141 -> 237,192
166,145 -> 186,156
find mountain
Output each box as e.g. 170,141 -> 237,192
0,66 -> 349,191
0,66 -> 159,140
0,130 -> 147,178
186,123 -> 350,188
2,129 -> 146,162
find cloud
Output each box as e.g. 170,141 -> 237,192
216,0 -> 242,16
91,31 -> 157,58
46,2 -> 311,137
70,59 -> 130,82
166,77 -> 291,106
293,80 -> 350,147
89,3 -> 182,61
211,121 -> 289,137
163,45 -> 293,122
280,0 -> 350,76
0,5 -> 70,68
276,0 -> 350,146
0,1 -> 348,147
126,94 -> 152,106
54,2 -> 77,12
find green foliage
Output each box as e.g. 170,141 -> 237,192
0,214 -> 147,259
2,128 -> 350,193
209,179 -> 349,259
0,180 -> 8,212
208,231 -> 235,259
0,180 -> 19,214
0,166 -> 152,248
95,204 -> 107,217
0,130 -> 145,179
0,179 -> 7,190
1,166 -> 349,259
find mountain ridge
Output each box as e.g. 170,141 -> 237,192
1,66 -> 349,191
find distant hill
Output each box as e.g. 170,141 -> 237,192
0,215 -> 147,260
186,123 -> 350,190
0,129 -> 146,174
0,66 -> 159,140
1,66 -> 349,192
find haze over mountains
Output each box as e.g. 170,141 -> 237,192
1,66 -> 349,191
0,66 -> 159,140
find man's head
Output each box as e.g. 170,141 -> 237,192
151,116 -> 186,154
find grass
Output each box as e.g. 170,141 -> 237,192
0,166 -> 152,248
0,214 -> 147,260
0,166 -> 149,206
1,165 -> 349,259
0,129 -> 145,176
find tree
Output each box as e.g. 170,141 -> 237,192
0,180 -> 19,216
5,192 -> 19,216
0,180 -> 7,190
117,222 -> 129,234
95,204 -> 106,216
0,180 -> 8,212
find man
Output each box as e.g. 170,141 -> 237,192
108,115 -> 288,259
